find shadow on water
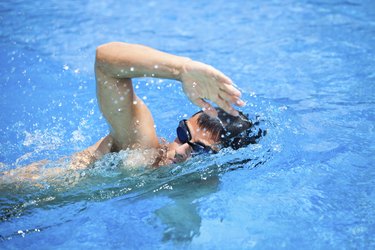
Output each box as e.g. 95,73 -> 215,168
149,149 -> 272,242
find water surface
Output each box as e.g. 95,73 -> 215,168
0,0 -> 374,249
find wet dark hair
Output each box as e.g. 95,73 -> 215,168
195,107 -> 263,150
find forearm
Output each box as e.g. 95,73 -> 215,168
95,42 -> 191,80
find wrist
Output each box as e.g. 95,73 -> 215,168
177,57 -> 193,81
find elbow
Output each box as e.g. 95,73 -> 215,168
95,43 -> 112,67
96,42 -> 127,57
95,44 -> 104,70
95,42 -> 128,70
95,43 -> 114,71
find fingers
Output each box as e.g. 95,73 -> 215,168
215,96 -> 239,116
190,98 -> 218,117
219,91 -> 246,107
194,81 -> 242,116
219,83 -> 242,97
214,71 -> 233,85
183,63 -> 244,117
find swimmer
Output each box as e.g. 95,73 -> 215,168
3,42 -> 263,181
91,42 -> 262,166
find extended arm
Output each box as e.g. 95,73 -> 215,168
96,42 -> 244,117
95,42 -> 244,151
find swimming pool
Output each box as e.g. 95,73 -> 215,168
1,0 -> 374,248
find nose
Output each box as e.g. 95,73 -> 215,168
174,143 -> 191,162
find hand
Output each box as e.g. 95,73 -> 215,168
180,60 -> 245,117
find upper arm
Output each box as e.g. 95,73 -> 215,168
95,65 -> 159,151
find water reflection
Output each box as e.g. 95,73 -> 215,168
155,171 -> 220,242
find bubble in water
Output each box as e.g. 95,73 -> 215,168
120,96 -> 125,101
133,101 -> 138,105
130,67 -> 134,71
118,108 -> 123,112
154,65 -> 158,69
72,130 -> 85,143
18,230 -> 25,237
142,96 -> 147,100
63,65 -> 69,70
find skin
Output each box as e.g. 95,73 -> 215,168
165,114 -> 219,164
2,42 -> 244,181
94,42 -> 245,166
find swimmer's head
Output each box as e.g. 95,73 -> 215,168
195,107 -> 261,150
167,107 -> 262,164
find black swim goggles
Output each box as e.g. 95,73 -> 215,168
176,119 -> 215,155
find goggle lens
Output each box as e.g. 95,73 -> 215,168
176,119 -> 214,155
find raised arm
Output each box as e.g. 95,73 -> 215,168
96,42 -> 244,117
95,42 -> 191,80
95,42 -> 245,151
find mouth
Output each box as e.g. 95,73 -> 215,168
171,157 -> 182,164
165,156 -> 178,164
171,154 -> 187,164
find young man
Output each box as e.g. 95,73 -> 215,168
3,42 -> 260,181
91,42 -> 258,167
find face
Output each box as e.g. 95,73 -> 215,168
166,114 -> 219,164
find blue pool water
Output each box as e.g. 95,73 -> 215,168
1,0 -> 375,249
